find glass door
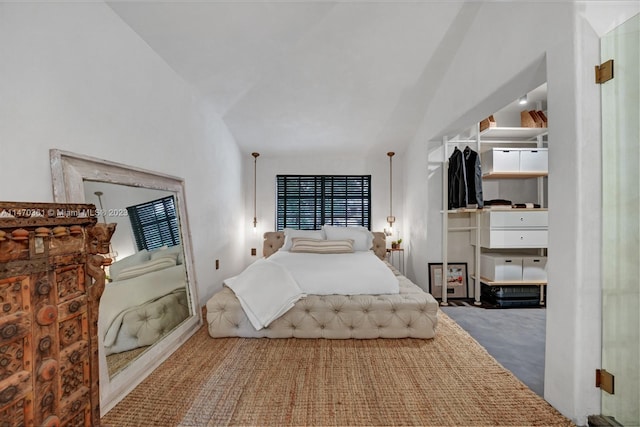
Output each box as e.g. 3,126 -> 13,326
601,13 -> 639,426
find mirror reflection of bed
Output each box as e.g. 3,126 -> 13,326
83,181 -> 190,378
50,149 -> 202,414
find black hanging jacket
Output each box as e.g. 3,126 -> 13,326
463,146 -> 484,208
448,147 -> 483,209
448,148 -> 465,209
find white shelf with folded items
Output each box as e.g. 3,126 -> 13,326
440,100 -> 549,307
473,125 -> 549,307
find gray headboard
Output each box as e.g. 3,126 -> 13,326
263,231 -> 387,260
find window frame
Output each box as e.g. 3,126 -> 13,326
276,175 -> 371,231
126,195 -> 181,251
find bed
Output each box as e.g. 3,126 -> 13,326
206,229 -> 439,339
99,245 -> 190,355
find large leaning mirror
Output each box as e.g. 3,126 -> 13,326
49,149 -> 202,415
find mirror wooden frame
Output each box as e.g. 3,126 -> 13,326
50,149 -> 202,415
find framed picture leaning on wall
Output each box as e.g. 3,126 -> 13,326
428,262 -> 469,299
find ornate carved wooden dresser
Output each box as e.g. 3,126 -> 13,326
0,202 -> 114,427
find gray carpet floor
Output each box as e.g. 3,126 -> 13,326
440,305 -> 546,397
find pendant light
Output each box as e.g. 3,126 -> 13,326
386,152 -> 395,236
252,152 -> 260,233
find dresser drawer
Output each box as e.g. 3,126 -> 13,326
482,211 -> 548,228
482,229 -> 548,249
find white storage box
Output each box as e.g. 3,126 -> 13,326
522,256 -> 547,281
482,148 -> 548,174
480,253 -> 523,281
482,148 -> 520,173
520,149 -> 548,172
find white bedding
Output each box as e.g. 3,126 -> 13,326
223,250 -> 399,330
99,264 -> 187,352
224,258 -> 306,331
268,250 -> 399,295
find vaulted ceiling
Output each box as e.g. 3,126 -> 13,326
107,2 -> 469,156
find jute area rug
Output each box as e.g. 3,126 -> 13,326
101,312 -> 573,426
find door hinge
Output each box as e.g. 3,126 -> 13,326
595,59 -> 614,84
596,369 -> 615,394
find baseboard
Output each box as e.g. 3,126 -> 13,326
588,415 -> 623,426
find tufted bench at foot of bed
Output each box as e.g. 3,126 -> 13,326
206,274 -> 439,339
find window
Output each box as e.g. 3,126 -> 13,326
276,175 -> 371,230
127,195 -> 181,250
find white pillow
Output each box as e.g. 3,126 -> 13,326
115,257 -> 177,281
290,238 -> 355,254
281,228 -> 325,251
109,249 -> 150,281
322,225 -> 373,251
150,244 -> 184,265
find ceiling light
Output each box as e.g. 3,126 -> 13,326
518,94 -> 528,105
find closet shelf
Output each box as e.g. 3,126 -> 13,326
483,171 -> 548,179
479,127 -> 548,140
472,276 -> 548,286
447,208 -> 479,213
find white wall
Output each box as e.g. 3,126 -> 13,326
403,2 -> 640,425
0,2 -> 246,306
3,2 -> 638,424
244,153 -> 404,263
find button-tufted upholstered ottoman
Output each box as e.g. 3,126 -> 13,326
206,232 -> 439,339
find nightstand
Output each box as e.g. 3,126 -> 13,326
386,248 -> 405,274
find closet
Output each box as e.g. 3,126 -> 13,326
440,85 -> 549,306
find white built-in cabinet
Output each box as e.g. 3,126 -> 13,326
441,117 -> 549,306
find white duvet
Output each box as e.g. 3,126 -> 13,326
268,250 -> 399,295
224,251 -> 399,330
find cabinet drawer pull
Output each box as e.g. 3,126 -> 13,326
0,324 -> 17,339
69,301 -> 81,313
